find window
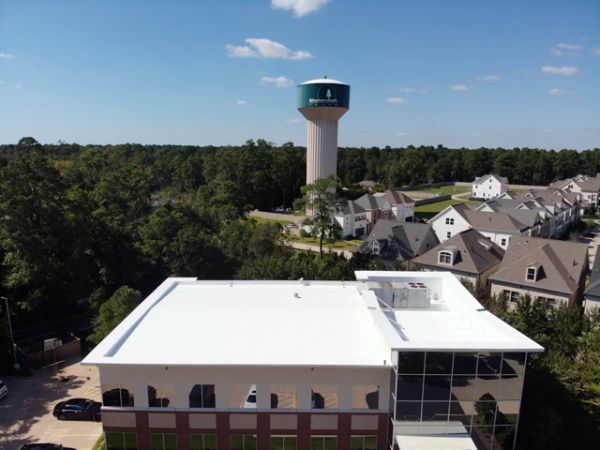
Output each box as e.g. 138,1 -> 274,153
350,436 -> 377,450
352,385 -> 379,409
190,435 -> 217,450
148,384 -> 174,408
510,291 -> 520,303
372,240 -> 380,255
150,433 -> 177,450
526,266 -> 537,281
231,434 -> 257,450
445,217 -> 454,225
271,435 -> 297,450
438,251 -> 452,265
189,384 -> 216,408
102,384 -> 134,407
501,238 -> 507,247
230,384 -> 256,408
537,296 -> 557,307
446,232 -> 451,239
311,385 -> 338,409
310,436 -> 337,450
106,432 -> 137,450
271,384 -> 297,409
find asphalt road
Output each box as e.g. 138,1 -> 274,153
0,358 -> 102,450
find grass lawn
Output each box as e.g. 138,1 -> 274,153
415,198 -> 480,214
416,185 -> 470,195
287,234 -> 363,251
250,216 -> 293,227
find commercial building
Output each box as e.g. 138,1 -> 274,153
83,272 -> 542,450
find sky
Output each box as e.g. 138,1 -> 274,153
1,0 -> 599,149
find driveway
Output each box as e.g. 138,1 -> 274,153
0,358 -> 102,450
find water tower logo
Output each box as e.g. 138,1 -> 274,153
308,85 -> 338,106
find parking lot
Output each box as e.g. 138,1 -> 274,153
0,358 -> 102,450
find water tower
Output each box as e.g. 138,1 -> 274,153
297,77 -> 350,185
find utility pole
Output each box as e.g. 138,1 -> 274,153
1,296 -> 20,370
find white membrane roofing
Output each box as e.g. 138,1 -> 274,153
83,272 -> 542,368
83,279 -> 390,367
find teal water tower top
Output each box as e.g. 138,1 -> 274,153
297,77 -> 350,121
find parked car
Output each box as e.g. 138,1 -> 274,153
53,398 -> 101,421
242,385 -> 257,408
19,444 -> 76,450
0,379 -> 7,400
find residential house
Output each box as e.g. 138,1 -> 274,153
333,200 -> 368,238
429,204 -> 529,249
489,236 -> 588,308
472,174 -> 508,200
584,248 -> 600,311
551,174 -> 600,210
359,219 -> 439,266
354,191 -> 416,233
412,229 -> 505,286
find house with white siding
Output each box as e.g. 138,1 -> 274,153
472,174 -> 508,200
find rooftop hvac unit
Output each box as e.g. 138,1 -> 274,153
391,282 -> 431,309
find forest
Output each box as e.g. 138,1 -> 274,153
0,137 -> 599,449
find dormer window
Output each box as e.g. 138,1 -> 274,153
526,265 -> 539,281
438,251 -> 453,265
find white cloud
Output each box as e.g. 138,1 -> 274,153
271,0 -> 330,17
450,84 -> 470,92
541,65 -> 579,76
398,87 -> 429,94
227,38 -> 313,60
548,88 -> 573,96
386,97 -> 407,104
260,75 -> 294,88
12,84 -> 22,89
236,100 -> 248,105
475,74 -> 500,81
226,44 -> 258,58
0,52 -> 14,59
286,118 -> 302,124
592,48 -> 600,56
550,43 -> 584,56
395,132 -> 406,137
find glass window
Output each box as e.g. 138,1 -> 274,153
446,232 -> 452,239
396,375 -> 423,401
450,375 -> 476,401
526,267 -> 536,280
106,432 -> 138,450
453,353 -> 478,374
189,384 -> 216,408
271,435 -> 297,450
150,433 -> 177,450
271,384 -> 297,409
148,384 -> 174,408
423,375 -> 451,400
502,353 -> 526,376
397,352 -> 424,374
395,401 -> 421,421
311,385 -> 338,409
421,401 -> 449,422
350,436 -> 377,450
310,436 -> 337,450
438,251 -> 452,265
231,384 -> 257,409
495,401 -> 520,425
425,352 -> 453,374
449,402 -> 472,426
473,397 -> 498,428
352,385 -> 379,409
102,384 -> 134,407
190,435 -> 217,450
231,434 -> 257,450
497,375 -> 522,401
492,426 -> 517,450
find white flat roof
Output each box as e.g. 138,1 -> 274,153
83,279 -> 390,367
395,434 -> 477,450
356,271 -> 543,353
300,77 -> 347,85
83,271 -> 542,368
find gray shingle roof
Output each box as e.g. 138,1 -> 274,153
354,193 -> 380,211
473,174 -> 509,185
460,209 -> 528,233
585,248 -> 600,300
412,229 -> 505,275
361,219 -> 439,261
339,200 -> 366,215
489,236 -> 588,295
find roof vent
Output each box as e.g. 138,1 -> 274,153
293,292 -> 301,299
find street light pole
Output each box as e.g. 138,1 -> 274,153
1,296 -> 20,370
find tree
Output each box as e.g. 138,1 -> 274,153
300,177 -> 343,256
88,286 -> 142,345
